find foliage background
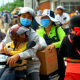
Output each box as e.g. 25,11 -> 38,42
0,0 -> 24,12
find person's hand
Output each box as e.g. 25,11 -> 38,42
5,50 -> 10,55
38,44 -> 42,50
0,49 -> 6,53
62,23 -> 66,26
7,54 -> 20,67
0,49 -> 10,55
45,44 -> 55,51
0,49 -> 4,53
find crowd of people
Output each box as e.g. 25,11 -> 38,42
0,5 -> 80,80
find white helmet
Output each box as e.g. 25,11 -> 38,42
75,10 -> 79,13
18,7 -> 35,17
57,6 -> 64,10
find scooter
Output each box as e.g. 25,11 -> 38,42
0,41 -> 36,80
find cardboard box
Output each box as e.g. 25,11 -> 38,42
36,48 -> 58,75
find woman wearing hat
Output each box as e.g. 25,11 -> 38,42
37,9 -> 65,80
37,9 -> 65,52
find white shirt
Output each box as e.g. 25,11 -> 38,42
55,13 -> 70,28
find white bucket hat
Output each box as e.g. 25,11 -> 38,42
35,9 -> 59,24
42,9 -> 59,22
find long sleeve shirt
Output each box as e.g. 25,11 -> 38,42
37,25 -> 65,48
1,24 -> 40,74
59,35 -> 80,73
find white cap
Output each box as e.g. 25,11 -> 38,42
42,9 -> 59,22
18,7 -> 35,17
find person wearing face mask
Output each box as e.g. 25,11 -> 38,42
37,9 -> 66,80
37,9 -> 65,50
0,7 -> 40,80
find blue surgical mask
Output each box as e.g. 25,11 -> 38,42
41,19 -> 50,28
20,18 -> 32,27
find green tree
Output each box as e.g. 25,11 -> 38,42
0,0 -> 24,12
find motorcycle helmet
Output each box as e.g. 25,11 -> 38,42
56,6 -> 64,12
9,24 -> 29,42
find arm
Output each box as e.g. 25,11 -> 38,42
18,31 -> 39,59
58,36 -> 66,58
63,21 -> 69,25
52,27 -> 66,48
62,13 -> 70,25
58,37 -> 66,79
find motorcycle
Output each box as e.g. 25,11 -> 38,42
0,41 -> 36,80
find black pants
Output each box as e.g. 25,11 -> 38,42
57,48 -> 65,80
28,72 -> 40,80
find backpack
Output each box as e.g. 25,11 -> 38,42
43,27 -> 59,45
